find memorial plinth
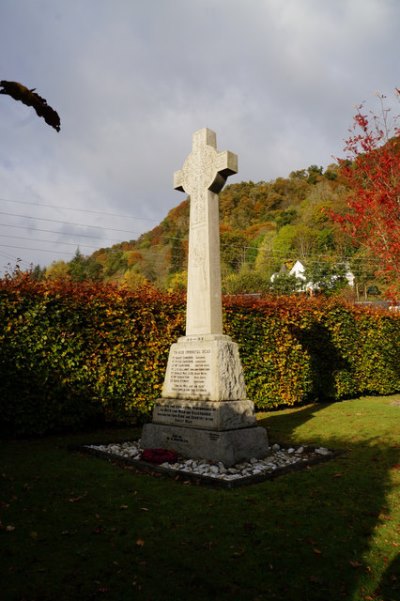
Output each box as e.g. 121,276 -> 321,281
141,129 -> 267,466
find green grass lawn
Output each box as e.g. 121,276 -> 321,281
1,396 -> 400,601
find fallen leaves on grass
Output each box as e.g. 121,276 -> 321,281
136,538 -> 145,547
93,526 -> 103,535
68,493 -> 87,503
230,545 -> 245,558
349,559 -> 363,568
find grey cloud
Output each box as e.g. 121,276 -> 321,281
0,0 -> 399,268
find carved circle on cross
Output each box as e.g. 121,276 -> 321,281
180,143 -> 220,197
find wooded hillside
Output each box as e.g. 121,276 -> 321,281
43,163 -> 384,299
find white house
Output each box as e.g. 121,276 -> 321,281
271,260 -> 355,292
289,260 -> 306,281
289,260 -> 314,292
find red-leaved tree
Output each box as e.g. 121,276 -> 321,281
332,91 -> 400,298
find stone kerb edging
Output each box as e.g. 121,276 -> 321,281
72,441 -> 341,489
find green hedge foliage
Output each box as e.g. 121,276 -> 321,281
1,275 -> 400,435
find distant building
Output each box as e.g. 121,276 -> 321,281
289,260 -> 306,281
271,260 -> 355,292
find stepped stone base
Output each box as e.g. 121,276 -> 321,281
143,333 -> 267,466
141,423 -> 268,467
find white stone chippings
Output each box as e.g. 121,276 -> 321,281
84,442 -> 333,481
315,447 -> 331,456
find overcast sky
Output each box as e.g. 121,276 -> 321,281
0,0 -> 399,271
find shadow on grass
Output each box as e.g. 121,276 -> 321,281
375,553 -> 400,600
254,402 -> 400,601
1,404 -> 399,601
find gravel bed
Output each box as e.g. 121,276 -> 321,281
83,440 -> 335,486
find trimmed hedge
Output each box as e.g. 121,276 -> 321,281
1,275 -> 400,435
0,277 -> 184,435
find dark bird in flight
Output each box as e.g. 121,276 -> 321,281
0,80 -> 61,132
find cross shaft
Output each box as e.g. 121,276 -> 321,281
174,128 -> 238,336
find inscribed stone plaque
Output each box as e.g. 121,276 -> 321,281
161,335 -> 247,402
168,347 -> 212,398
152,399 -> 257,430
155,403 -> 216,427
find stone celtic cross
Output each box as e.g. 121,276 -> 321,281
174,128 -> 237,336
141,129 -> 268,465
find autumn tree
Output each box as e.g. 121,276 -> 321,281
122,270 -> 150,290
331,91 -> 400,297
166,270 -> 187,292
349,252 -> 378,301
46,260 -> 70,280
269,272 -> 301,295
68,248 -> 102,282
168,229 -> 185,274
104,249 -> 127,278
222,269 -> 270,295
304,261 -> 348,296
220,229 -> 248,272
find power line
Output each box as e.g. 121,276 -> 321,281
0,222 -> 126,242
0,206 -> 375,258
0,209 -> 388,273
251,253 -> 386,264
0,249 -> 31,267
0,233 -> 100,250
0,227 -> 386,269
0,210 -> 143,235
0,244 -> 76,256
0,197 -> 391,269
0,196 -> 158,222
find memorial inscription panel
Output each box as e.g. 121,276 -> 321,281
156,404 -> 216,426
152,398 -> 257,430
169,348 -> 212,397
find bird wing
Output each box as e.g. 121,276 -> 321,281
0,80 -> 61,132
